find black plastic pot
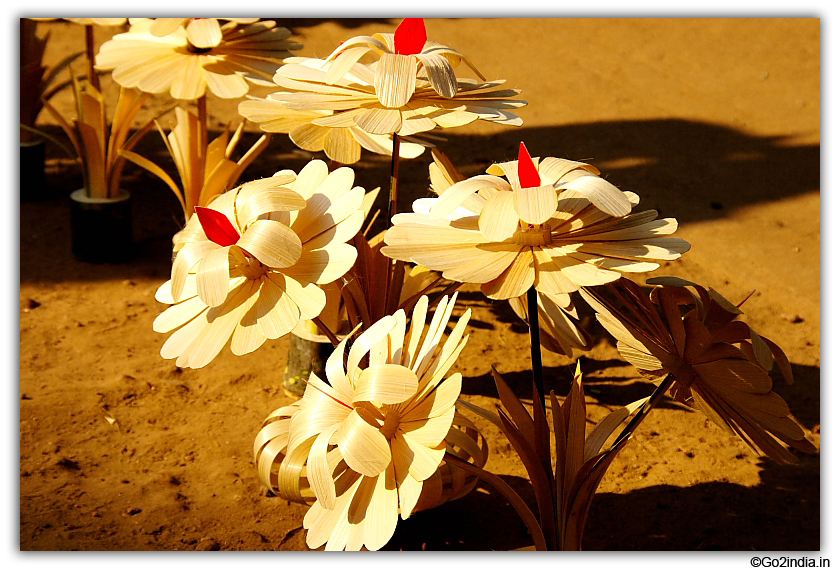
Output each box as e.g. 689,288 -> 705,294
70,189 -> 133,263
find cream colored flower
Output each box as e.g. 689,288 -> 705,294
238,56 -> 524,164
153,161 -> 366,368
382,143 -> 690,300
149,18 -> 260,49
580,277 -> 817,464
286,294 -> 471,550
95,18 -> 301,100
322,18 -> 484,106
422,149 -> 592,356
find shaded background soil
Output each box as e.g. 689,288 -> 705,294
19,18 -> 820,551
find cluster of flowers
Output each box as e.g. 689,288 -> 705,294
39,17 -> 815,550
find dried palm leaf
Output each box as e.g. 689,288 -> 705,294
580,277 -> 816,464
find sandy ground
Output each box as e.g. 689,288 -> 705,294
19,18 -> 820,551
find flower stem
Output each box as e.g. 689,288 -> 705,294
388,134 -> 401,225
527,286 -> 545,404
612,375 -> 674,448
84,25 -> 100,92
197,95 -> 208,164
384,134 -> 402,311
442,452 -> 548,551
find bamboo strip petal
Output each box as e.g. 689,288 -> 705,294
375,53 -> 417,108
400,407 -> 456,446
430,175 -> 510,220
513,184 -> 558,225
252,276 -> 299,340
354,106 -> 403,135
171,240 -> 217,302
695,358 -> 773,395
397,432 -> 446,481
478,191 -> 520,241
195,246 -> 232,307
238,219 -> 302,269
559,173 -> 631,217
276,274 -> 327,321
153,294 -> 209,334
336,410 -> 391,477
346,316 -> 397,381
354,365 -> 419,405
308,423 -> 342,509
363,468 -> 399,551
416,52 -> 458,98
481,249 -> 535,299
183,280 -> 253,368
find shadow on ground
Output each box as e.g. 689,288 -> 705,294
384,454 -> 819,551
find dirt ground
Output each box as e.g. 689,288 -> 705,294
19,18 -> 820,552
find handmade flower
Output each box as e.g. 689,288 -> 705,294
383,143 -> 690,300
322,18 -> 484,106
238,56 -> 525,164
149,18 -> 260,49
153,160 -> 366,368
283,294 -> 471,550
580,276 -> 817,464
95,18 -> 301,100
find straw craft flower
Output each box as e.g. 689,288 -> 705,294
382,142 -> 690,300
580,277 -> 817,464
277,294 -> 473,550
95,18 -> 301,100
417,149 -> 592,356
238,55 -> 525,164
322,18 -> 484,107
153,160 -> 366,368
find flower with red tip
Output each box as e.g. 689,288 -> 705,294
383,144 -> 690,300
239,56 -> 525,164
322,18 -> 484,107
153,161 -> 367,368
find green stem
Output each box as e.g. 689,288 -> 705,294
443,452 -> 548,551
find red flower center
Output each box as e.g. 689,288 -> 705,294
517,142 -> 541,188
394,18 -> 427,55
195,206 -> 240,247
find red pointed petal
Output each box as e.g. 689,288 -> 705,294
394,18 -> 427,55
195,206 -> 240,247
518,142 -> 541,189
